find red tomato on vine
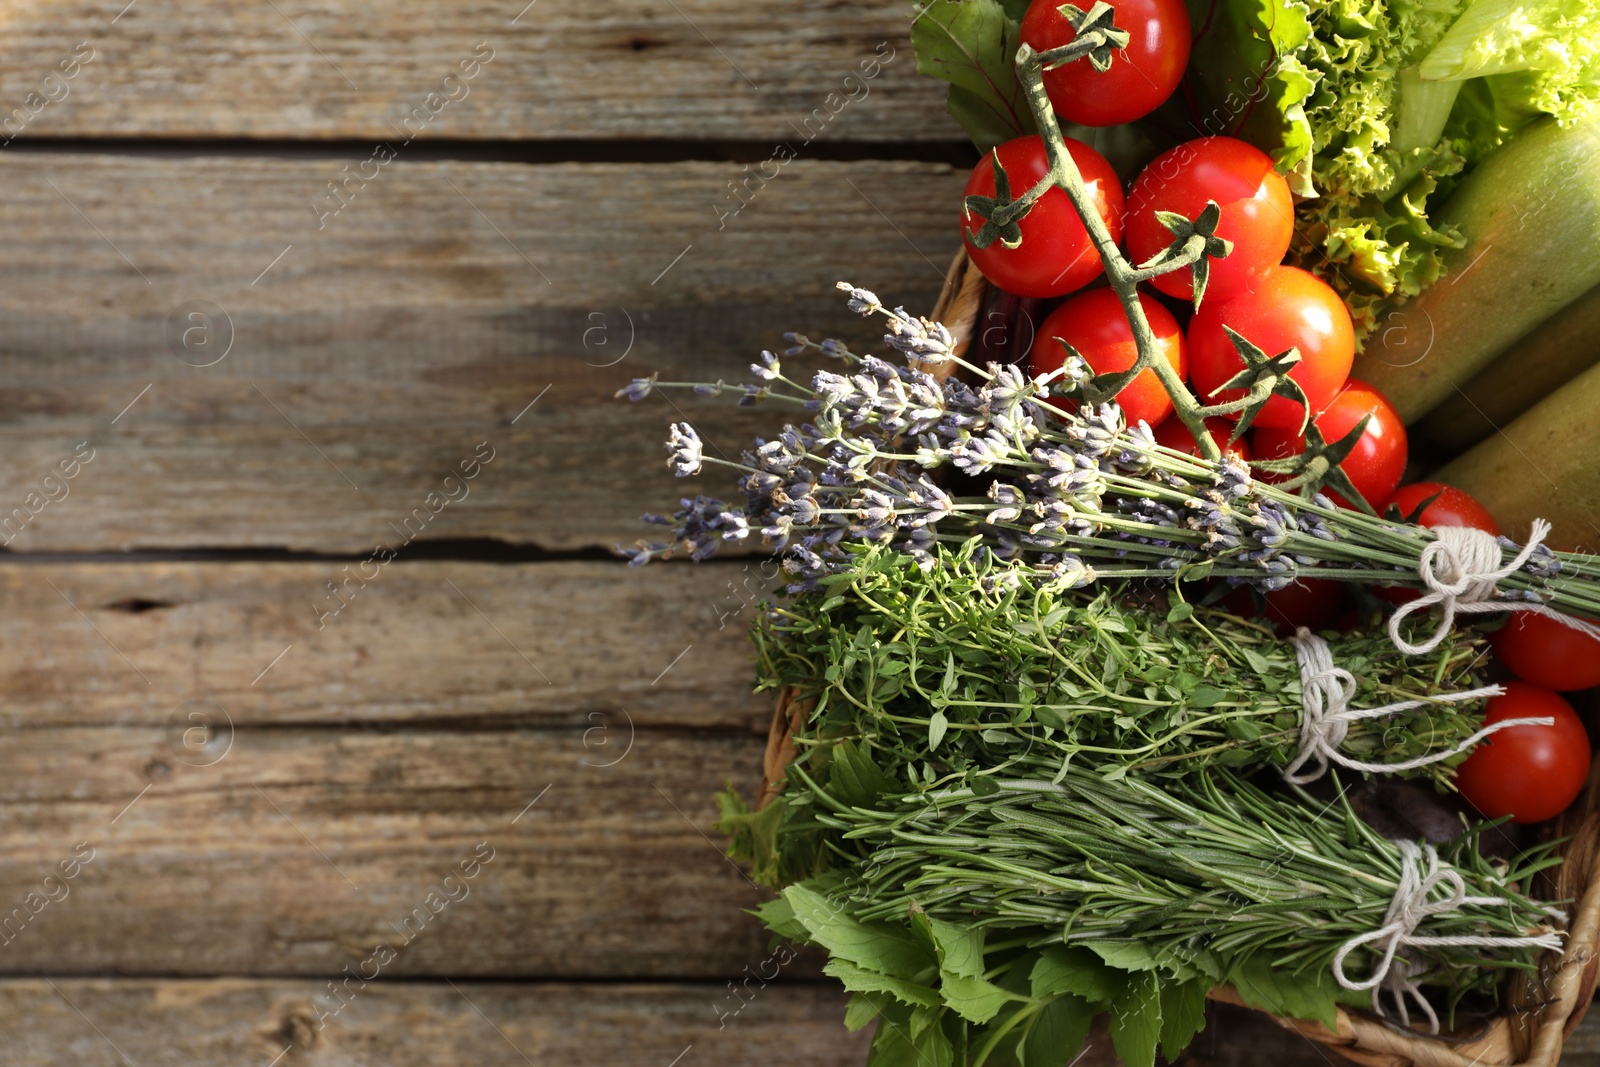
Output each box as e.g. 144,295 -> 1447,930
1223,578 -> 1345,635
1124,138 -> 1294,304
962,135 -> 1124,299
1253,380 -> 1406,509
1376,482 -> 1498,605
1386,482 -> 1501,537
1189,266 -> 1355,431
1020,0 -> 1191,127
1153,416 -> 1252,461
1031,289 -> 1187,427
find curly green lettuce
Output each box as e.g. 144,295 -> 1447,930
1181,0 -> 1600,340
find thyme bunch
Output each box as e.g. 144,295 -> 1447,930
756,540 -> 1496,789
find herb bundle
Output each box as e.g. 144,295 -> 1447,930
619,283 -> 1600,631
623,286 -> 1595,1060
755,540 -> 1498,789
728,761 -> 1563,1067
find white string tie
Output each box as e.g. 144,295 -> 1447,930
1332,841 -> 1565,1033
1375,957 -> 1438,1034
1284,629 -> 1534,785
1388,520 -> 1600,655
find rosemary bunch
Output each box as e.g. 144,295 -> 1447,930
756,540 -> 1496,788
618,283 -> 1600,627
729,762 -> 1563,1067
821,771 -> 1559,989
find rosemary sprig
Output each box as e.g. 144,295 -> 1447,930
820,770 -> 1562,1002
756,540 -> 1496,789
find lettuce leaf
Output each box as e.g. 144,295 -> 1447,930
1175,0 -> 1472,333
1178,0 -> 1599,341
1420,0 -> 1600,123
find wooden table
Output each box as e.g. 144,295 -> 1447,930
0,2 -> 1595,1063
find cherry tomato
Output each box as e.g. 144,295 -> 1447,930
962,135 -> 1124,299
1253,380 -> 1406,509
1032,289 -> 1187,427
1189,266 -> 1355,431
1154,415 -> 1252,461
1385,482 -> 1501,537
1124,138 -> 1294,303
1020,0 -> 1190,127
1455,682 -> 1591,823
1224,578 -> 1345,635
1376,483 -> 1499,605
1492,613 -> 1600,692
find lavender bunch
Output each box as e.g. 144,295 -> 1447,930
618,283 -> 1600,619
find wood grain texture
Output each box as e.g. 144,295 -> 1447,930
0,560 -> 771,729
0,153 -> 962,553
0,979 -> 867,1066
0,725 -> 788,976
1,980 -> 1592,1066
0,0 -> 952,142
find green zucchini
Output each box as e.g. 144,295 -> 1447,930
1415,283 -> 1600,452
1353,116 -> 1600,423
1432,358 -> 1600,553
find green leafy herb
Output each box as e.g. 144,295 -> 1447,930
1020,996 -> 1094,1066
1108,971 -> 1162,1067
783,883 -> 936,977
1227,951 -> 1340,1031
1159,978 -> 1210,1059
911,0 -> 1037,151
756,540 -> 1496,791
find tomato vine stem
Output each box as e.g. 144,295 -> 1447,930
1011,37 -> 1226,459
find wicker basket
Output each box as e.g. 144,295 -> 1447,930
755,248 -> 1600,1067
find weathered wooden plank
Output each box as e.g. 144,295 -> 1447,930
4,980 -> 1589,1066
0,0 -> 949,142
0,979 -> 868,1067
0,726 -> 786,976
0,153 -> 963,552
0,561 -> 773,729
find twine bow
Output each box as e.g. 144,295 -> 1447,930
1332,840 -> 1565,1033
1388,520 -> 1600,655
1283,629 -> 1537,785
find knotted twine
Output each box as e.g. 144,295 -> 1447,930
1332,840 -> 1565,1033
1283,628 -> 1546,785
1388,520 -> 1600,655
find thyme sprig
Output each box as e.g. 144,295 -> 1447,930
756,540 -> 1496,789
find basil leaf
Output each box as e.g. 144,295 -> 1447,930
826,958 -> 942,1009
1021,995 -> 1094,1066
1227,952 -> 1339,1031
1030,945 -> 1120,1002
